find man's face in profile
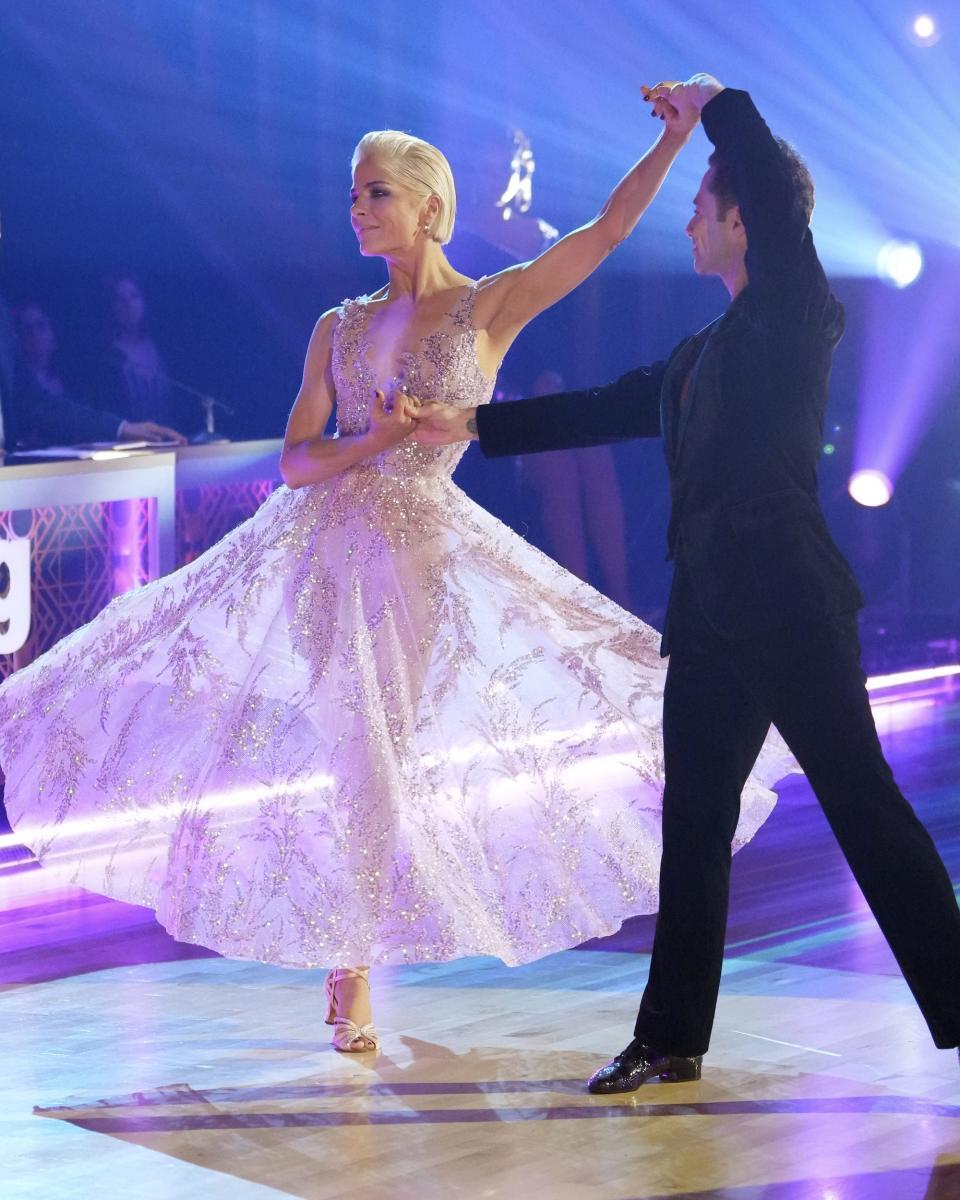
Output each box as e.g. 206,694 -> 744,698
685,167 -> 746,280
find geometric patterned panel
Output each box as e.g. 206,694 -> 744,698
176,480 -> 277,566
0,478 -> 276,682
0,498 -> 154,681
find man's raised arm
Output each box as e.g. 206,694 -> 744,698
701,85 -> 834,324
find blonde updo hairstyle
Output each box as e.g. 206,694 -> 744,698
351,130 -> 456,245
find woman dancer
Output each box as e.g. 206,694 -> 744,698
0,104 -> 792,1053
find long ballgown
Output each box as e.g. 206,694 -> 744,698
0,283 -> 795,967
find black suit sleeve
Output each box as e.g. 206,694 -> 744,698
476,364 -> 665,458
701,88 -> 839,334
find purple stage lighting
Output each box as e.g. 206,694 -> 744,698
848,469 -> 893,508
855,257 -> 960,492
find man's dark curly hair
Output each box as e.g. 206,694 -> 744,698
707,138 -> 815,225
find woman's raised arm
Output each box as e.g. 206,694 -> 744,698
477,102 -> 698,356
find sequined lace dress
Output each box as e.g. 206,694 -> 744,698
0,284 -> 794,967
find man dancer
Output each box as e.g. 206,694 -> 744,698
414,75 -> 960,1090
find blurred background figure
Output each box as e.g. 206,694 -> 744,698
14,302 -> 184,447
0,290 -> 16,457
521,368 -> 633,612
101,275 -> 180,430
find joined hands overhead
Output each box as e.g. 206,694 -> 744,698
642,73 -> 724,134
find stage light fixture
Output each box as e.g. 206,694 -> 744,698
848,469 -> 893,507
910,14 -> 940,45
877,239 -> 923,288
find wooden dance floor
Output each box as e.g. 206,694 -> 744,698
2,687 -> 958,1199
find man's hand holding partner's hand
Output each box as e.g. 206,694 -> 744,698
410,399 -> 479,445
643,73 -> 724,132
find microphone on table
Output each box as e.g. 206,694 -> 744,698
163,375 -> 235,445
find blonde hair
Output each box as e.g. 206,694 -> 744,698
351,130 -> 456,244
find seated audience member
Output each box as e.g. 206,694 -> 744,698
0,292 -> 17,455
101,276 -> 178,427
12,302 -> 184,448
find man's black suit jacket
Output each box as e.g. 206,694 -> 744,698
475,88 -> 863,655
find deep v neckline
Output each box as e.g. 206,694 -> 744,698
357,281 -> 493,387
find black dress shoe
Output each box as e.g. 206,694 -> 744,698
587,1038 -> 703,1094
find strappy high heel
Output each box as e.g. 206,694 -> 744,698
324,967 -> 380,1052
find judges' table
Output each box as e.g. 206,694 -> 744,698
0,440 -> 282,677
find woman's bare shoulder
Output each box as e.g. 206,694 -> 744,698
304,306 -> 343,361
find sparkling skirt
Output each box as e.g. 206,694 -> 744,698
0,467 -> 795,967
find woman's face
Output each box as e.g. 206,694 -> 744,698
112,278 -> 145,332
18,304 -> 55,365
350,157 -> 427,257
